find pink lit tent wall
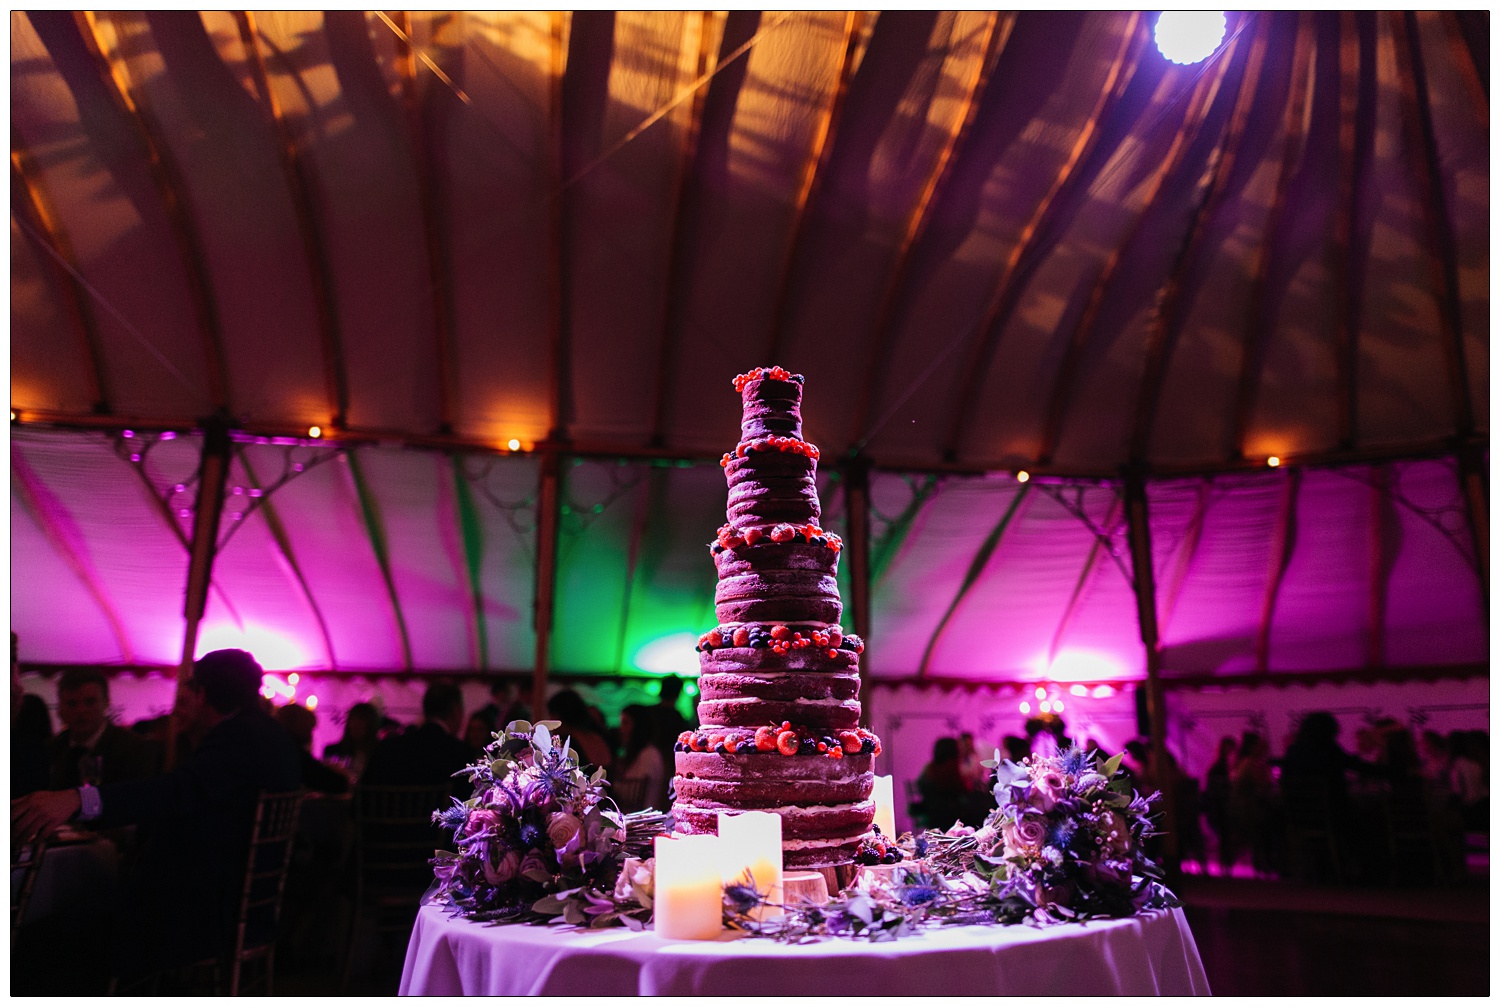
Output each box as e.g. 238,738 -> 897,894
10,13 -> 1488,770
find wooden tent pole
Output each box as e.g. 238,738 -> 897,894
1459,444 -> 1488,605
1124,472 -> 1177,871
532,454 -> 563,720
166,417 -> 231,770
843,457 -> 873,725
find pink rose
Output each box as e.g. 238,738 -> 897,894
463,808 -> 501,839
483,849 -> 521,885
1029,771 -> 1067,811
546,812 -> 582,849
1013,815 -> 1047,850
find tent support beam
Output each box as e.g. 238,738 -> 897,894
1037,43 -> 1233,465
67,12 -> 229,412
1132,20 -> 1267,462
850,12 -> 1013,444
25,661 -> 1488,690
1393,11 -> 1475,440
234,12 -> 348,428
240,450 -> 338,670
1366,464 -> 1395,667
346,449 -> 414,670
1256,468 -> 1302,672
1123,472 -> 1177,871
532,454 -> 563,719
918,482 -> 1030,677
1156,479 -> 1212,639
649,12 -> 751,444
613,469 -> 662,672
13,410 -> 1484,482
389,11 -> 458,434
843,458 -> 873,723
1459,444 -> 1489,604
1230,12 -> 1316,460
1332,12 -> 1373,450
763,11 -> 863,364
939,14 -> 1145,463
168,417 -> 231,769
1050,493 -> 1124,663
10,141 -> 110,414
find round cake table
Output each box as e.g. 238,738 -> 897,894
399,902 -> 1210,996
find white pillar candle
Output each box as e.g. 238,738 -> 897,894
653,835 -> 724,940
717,810 -> 784,920
872,775 -> 897,840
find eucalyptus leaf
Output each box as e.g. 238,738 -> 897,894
532,895 -> 566,915
1101,752 -> 1124,777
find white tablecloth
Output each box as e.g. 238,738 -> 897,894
399,902 -> 1210,996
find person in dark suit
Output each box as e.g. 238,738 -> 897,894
12,649 -> 302,981
360,682 -> 474,798
48,668 -> 164,790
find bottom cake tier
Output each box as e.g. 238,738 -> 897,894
671,748 -> 876,870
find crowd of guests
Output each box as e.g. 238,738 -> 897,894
12,670 -> 699,814
911,715 -> 1073,829
1200,714 -> 1487,884
10,654 -> 700,991
908,709 -> 1488,887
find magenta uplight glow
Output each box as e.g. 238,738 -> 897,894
194,622 -> 313,671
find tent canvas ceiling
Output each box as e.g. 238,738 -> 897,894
9,11 -> 1488,685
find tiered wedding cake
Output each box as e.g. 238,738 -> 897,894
670,366 -> 881,871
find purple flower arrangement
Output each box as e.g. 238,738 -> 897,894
429,720 -> 664,928
724,746 -> 1175,940
978,746 -> 1169,922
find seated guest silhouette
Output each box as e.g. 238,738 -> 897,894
48,668 -> 163,790
275,702 -> 351,795
361,682 -> 474,798
547,689 -> 613,772
12,642 -> 53,798
11,648 -> 301,982
323,701 -> 381,784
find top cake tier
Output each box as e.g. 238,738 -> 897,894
738,372 -> 803,442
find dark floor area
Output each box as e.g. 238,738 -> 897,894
1180,877 -> 1489,996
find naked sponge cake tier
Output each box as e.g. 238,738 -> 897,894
670,366 -> 882,872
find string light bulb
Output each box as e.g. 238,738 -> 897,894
308,425 -> 322,439
1016,470 -> 1030,483
1019,701 -> 1031,715
1034,685 -> 1047,699
507,438 -> 521,451
305,695 -> 318,710
1040,700 -> 1052,714
1267,455 -> 1281,468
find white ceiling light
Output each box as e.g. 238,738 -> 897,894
1154,11 -> 1227,65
